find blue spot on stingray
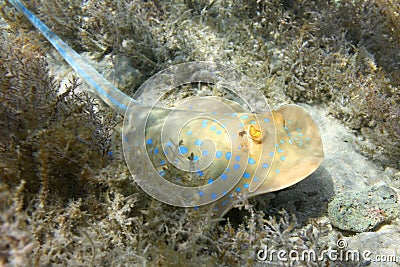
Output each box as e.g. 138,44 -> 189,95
159,170 -> 165,176
235,155 -> 241,161
234,164 -> 240,170
253,177 -> 259,182
166,141 -> 173,147
179,146 -> 188,154
225,152 -> 232,160
275,143 -> 279,148
262,163 -> 269,168
277,149 -> 283,153
222,200 -> 228,206
231,113 -> 237,117
202,150 -> 209,156
275,169 -> 280,174
243,172 -> 251,178
146,138 -> 153,145
194,206 -> 199,210
222,190 -> 227,195
284,126 -> 289,130
210,125 -> 216,131
281,156 -> 286,161
194,139 -> 203,146
305,137 -> 311,141
269,152 -> 274,157
216,130 -> 222,135
236,187 -> 241,192
211,193 -> 217,200
197,170 -> 203,177
243,183 -> 249,189
193,155 -> 199,161
201,124 -> 207,128
264,118 -> 270,122
154,148 -> 159,154
202,119 -> 208,124
187,130 -> 193,136
299,133 -> 303,136
160,160 -> 165,165
248,158 -> 256,165
216,151 -> 223,158
220,173 -> 228,180
208,179 -> 214,184
240,115 -> 249,119
198,191 -> 204,197
108,151 -> 113,157
250,120 -> 256,125
280,140 -> 285,144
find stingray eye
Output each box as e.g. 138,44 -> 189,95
249,125 -> 261,140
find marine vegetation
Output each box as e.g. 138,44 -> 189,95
0,29 -> 117,203
5,0 -> 325,219
3,0 -> 398,164
0,0 -> 399,266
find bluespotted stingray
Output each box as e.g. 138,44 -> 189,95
8,0 -> 324,218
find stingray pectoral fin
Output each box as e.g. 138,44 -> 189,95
251,104 -> 324,195
210,104 -> 324,218
254,154 -> 323,194
176,96 -> 247,113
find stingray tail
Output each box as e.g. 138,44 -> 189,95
7,0 -> 136,115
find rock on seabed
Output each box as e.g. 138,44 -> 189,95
328,184 -> 400,232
